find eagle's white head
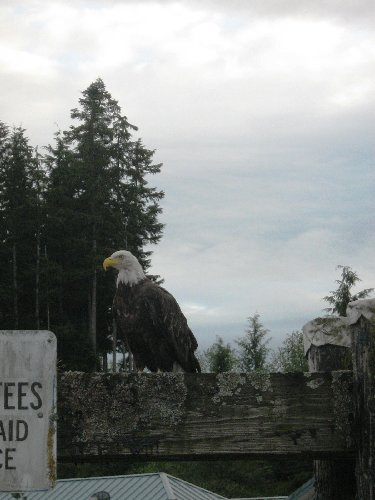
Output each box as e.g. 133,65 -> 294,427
103,250 -> 146,287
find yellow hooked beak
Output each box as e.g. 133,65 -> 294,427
102,256 -> 120,271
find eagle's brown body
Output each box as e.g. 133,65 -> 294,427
113,277 -> 200,373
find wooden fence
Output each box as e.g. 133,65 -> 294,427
55,298 -> 375,499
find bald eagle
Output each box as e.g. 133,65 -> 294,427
103,250 -> 201,373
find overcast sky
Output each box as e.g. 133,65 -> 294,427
1,0 -> 374,350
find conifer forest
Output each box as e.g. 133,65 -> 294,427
0,78 -> 164,371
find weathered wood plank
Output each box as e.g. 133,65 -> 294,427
57,371 -> 354,462
349,298 -> 375,499
307,343 -> 355,500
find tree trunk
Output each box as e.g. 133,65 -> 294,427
35,231 -> 40,329
44,246 -> 50,330
12,243 -> 18,329
102,353 -> 108,372
90,269 -> 97,352
129,350 -> 134,372
112,319 -> 117,373
89,238 -> 97,367
35,154 -> 41,330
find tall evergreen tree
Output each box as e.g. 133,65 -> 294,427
205,336 -> 237,373
0,81 -> 164,370
44,130 -> 86,327
323,265 -> 373,316
120,138 -> 164,268
30,147 -> 48,330
45,78 -> 164,368
270,330 -> 307,373
0,121 -> 10,326
0,126 -> 40,328
236,313 -> 271,372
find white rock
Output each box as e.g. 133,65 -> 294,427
302,316 -> 350,355
346,298 -> 375,325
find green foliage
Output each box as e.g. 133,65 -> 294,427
236,313 -> 271,372
54,323 -> 97,372
204,336 -> 237,373
0,126 -> 44,328
0,79 -> 165,370
270,330 -> 308,373
323,265 -> 373,316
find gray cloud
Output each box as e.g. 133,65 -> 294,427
1,0 -> 374,350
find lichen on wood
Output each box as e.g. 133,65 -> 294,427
331,371 -> 353,448
212,373 -> 247,403
57,371 -> 354,462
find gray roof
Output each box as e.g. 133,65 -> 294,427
0,473 -> 226,500
287,478 -> 314,500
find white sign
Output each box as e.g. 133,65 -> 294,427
0,331 -> 56,492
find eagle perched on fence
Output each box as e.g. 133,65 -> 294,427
103,250 -> 201,373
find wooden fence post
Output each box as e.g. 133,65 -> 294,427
348,298 -> 375,499
303,317 -> 355,500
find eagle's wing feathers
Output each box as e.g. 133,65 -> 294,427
140,281 -> 199,372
